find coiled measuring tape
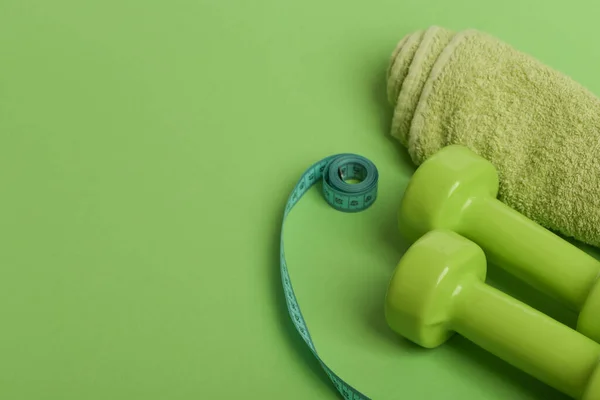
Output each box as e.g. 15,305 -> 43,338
279,154 -> 378,400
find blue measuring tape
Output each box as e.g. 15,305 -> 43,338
279,154 -> 378,400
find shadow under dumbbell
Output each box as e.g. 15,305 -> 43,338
446,336 -> 570,400
561,234 -> 600,261
485,262 -> 579,329
381,204 -> 411,256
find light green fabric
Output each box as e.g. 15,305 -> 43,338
388,26 -> 455,148
387,26 -> 600,248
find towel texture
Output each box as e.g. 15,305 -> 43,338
388,26 -> 600,248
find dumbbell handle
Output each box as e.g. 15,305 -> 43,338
461,196 -> 600,310
454,277 -> 600,399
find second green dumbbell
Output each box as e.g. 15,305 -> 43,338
385,230 -> 600,400
398,144 -> 600,342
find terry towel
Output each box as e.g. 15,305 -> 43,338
387,26 -> 600,248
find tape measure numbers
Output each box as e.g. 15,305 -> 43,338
279,154 -> 378,400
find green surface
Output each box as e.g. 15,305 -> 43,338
0,1 -> 599,399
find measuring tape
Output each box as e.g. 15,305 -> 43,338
279,153 -> 378,400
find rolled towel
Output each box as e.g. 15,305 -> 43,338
387,26 -> 600,248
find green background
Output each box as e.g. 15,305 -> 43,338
0,0 -> 598,398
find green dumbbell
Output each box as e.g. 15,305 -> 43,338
385,230 -> 600,400
398,144 -> 600,343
